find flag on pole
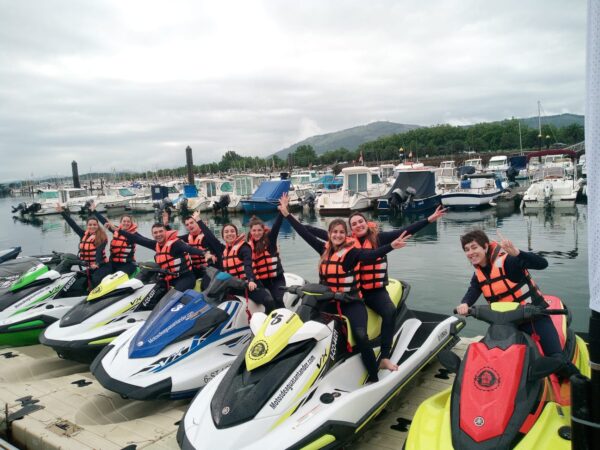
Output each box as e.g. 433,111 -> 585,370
358,151 -> 364,165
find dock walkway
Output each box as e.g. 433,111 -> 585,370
0,339 -> 473,449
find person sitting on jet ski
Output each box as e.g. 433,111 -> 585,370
291,198 -> 447,372
278,197 -> 411,383
195,219 -> 278,313
86,201 -> 139,280
246,214 -> 286,309
117,223 -> 206,294
56,203 -> 108,289
455,229 -> 579,377
162,210 -> 214,285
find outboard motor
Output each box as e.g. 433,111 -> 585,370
26,203 -> 42,215
213,194 -> 230,213
303,191 -> 316,210
389,188 -> 406,213
543,182 -> 554,207
11,202 -> 27,214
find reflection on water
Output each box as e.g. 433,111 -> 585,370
0,197 -> 589,336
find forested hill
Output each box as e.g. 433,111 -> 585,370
518,113 -> 584,129
274,121 -> 421,158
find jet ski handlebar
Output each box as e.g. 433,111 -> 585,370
137,263 -> 178,277
280,285 -> 359,303
454,304 -> 567,325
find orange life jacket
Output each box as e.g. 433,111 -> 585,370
79,231 -> 107,264
187,233 -> 207,270
222,234 -> 248,280
354,237 -> 388,290
154,230 -> 192,281
475,242 -> 545,306
248,238 -> 281,280
110,223 -> 137,264
319,239 -> 361,297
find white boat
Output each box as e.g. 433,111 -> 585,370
29,188 -> 97,216
486,155 -> 509,173
96,187 -> 148,211
543,153 -> 575,176
441,172 -> 504,208
188,178 -> 241,212
437,161 -> 459,189
522,166 -> 579,209
463,158 -> 484,172
129,184 -> 181,213
316,166 -> 388,215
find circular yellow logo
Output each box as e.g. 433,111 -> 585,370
249,340 -> 268,360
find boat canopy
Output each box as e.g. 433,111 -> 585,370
508,155 -> 527,170
250,180 -> 290,202
382,170 -> 436,199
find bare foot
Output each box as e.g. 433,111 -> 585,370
379,358 -> 398,371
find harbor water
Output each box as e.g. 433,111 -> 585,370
0,196 -> 590,337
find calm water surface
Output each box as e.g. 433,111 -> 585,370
1,196 -> 590,336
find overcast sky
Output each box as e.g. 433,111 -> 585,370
0,0 -> 586,181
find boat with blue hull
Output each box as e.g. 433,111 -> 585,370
441,171 -> 504,209
241,179 -> 291,213
377,169 -> 441,214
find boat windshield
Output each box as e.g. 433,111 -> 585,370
118,188 -> 135,197
347,173 -> 368,194
38,191 -> 59,200
67,190 -> 89,198
220,182 -> 233,193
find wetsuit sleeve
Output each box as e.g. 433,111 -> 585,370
504,251 -> 549,282
172,240 -> 205,257
118,230 -> 157,250
342,245 -> 394,270
92,211 -> 108,226
304,224 -> 328,241
461,274 -> 482,306
197,220 -> 225,254
267,214 -> 283,253
286,214 -> 325,254
378,219 -> 429,245
239,244 -> 256,282
95,242 -> 107,265
61,212 -> 84,238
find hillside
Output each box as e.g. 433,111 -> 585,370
274,121 -> 421,158
517,113 -> 584,129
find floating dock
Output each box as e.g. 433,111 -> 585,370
0,339 -> 474,449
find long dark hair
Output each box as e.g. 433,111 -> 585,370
247,216 -> 269,254
348,212 -> 379,248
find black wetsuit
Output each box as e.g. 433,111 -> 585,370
248,214 -> 286,309
61,211 -> 108,288
461,251 -> 562,356
305,219 -> 431,360
93,211 -> 138,280
118,230 -> 205,293
287,214 -> 397,381
197,221 -> 277,313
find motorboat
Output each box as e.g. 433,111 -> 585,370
316,166 -> 388,215
378,167 -> 441,213
437,160 -> 459,189
186,178 -> 241,213
463,158 -> 484,172
485,155 -> 509,173
521,150 -> 580,209
441,172 -> 504,209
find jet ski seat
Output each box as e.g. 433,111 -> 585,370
342,279 -> 405,347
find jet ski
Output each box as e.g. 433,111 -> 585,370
0,252 -> 84,313
177,280 -> 464,450
91,268 -> 305,401
405,298 -> 590,450
40,263 -> 175,363
0,255 -> 91,346
0,246 -> 21,264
